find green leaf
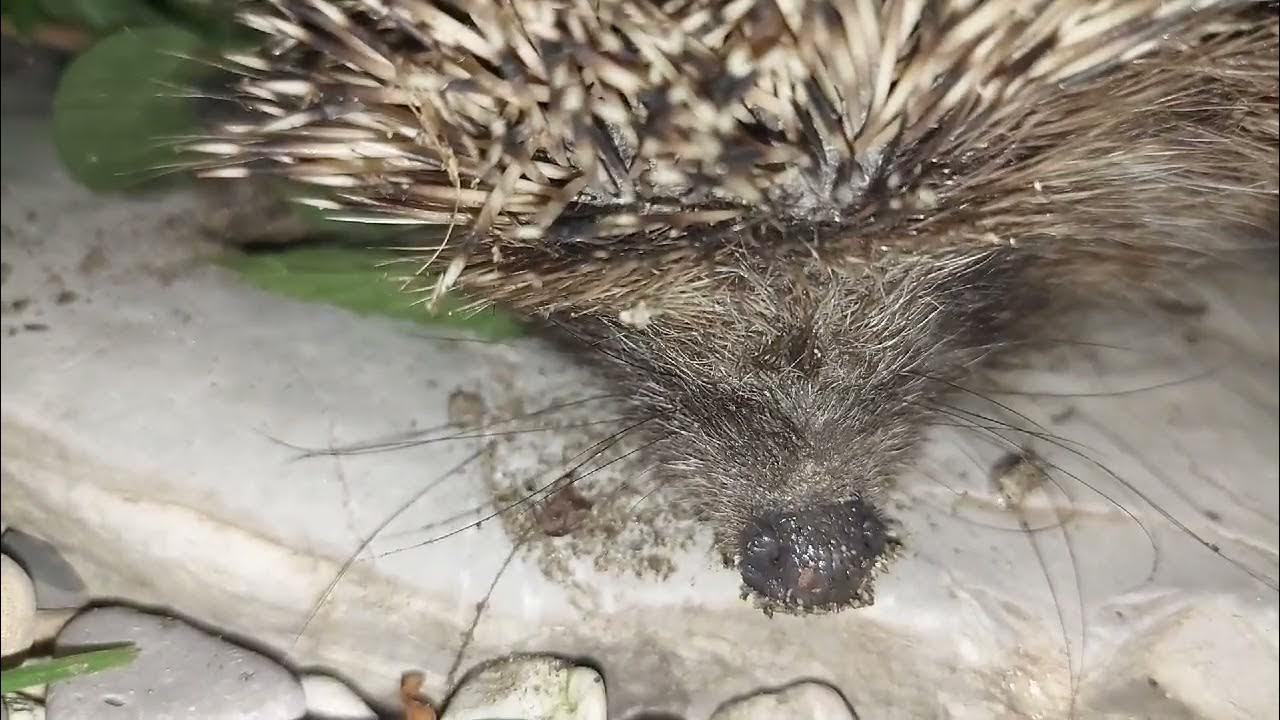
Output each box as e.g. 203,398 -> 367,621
36,0 -> 166,33
152,0 -> 252,47
2,0 -> 52,35
0,645 -> 139,693
51,26 -> 207,192
220,247 -> 526,340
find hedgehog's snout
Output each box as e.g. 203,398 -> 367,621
738,499 -> 890,611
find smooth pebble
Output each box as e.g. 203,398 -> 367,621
45,606 -> 305,720
1,695 -> 46,720
301,673 -> 377,720
0,554 -> 37,657
709,681 -> 857,720
442,655 -> 606,720
0,530 -> 87,609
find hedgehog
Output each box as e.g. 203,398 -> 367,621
186,0 -> 1279,614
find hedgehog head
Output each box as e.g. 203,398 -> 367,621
188,0 -> 1279,614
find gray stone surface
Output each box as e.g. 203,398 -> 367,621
45,606 -> 305,720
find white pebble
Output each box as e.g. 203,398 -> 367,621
1,554 -> 37,657
30,609 -> 76,649
2,695 -> 46,720
710,681 -> 856,720
442,656 -> 606,720
301,673 -> 377,720
45,606 -> 305,720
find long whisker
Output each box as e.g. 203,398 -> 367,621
994,451 -> 1087,719
920,400 -> 1162,585
982,367 -> 1216,398
375,415 -> 662,556
289,444 -> 491,650
256,393 -> 622,457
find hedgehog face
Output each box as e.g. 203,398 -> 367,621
650,351 -> 915,614
613,252 -> 1030,613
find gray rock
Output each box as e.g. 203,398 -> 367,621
710,682 -> 857,720
300,673 -> 376,720
45,607 -> 304,720
1,530 -> 87,610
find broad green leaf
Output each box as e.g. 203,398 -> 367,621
51,26 -> 207,191
37,0 -> 166,32
220,247 -> 526,340
0,645 -> 139,693
153,0 -> 251,47
2,0 -> 52,35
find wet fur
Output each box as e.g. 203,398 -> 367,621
191,0 -> 1279,609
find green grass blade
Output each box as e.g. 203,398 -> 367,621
219,246 -> 526,340
0,645 -> 139,693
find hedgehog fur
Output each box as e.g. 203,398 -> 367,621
188,0 -> 1279,613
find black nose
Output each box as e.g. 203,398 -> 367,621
738,498 -> 891,611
